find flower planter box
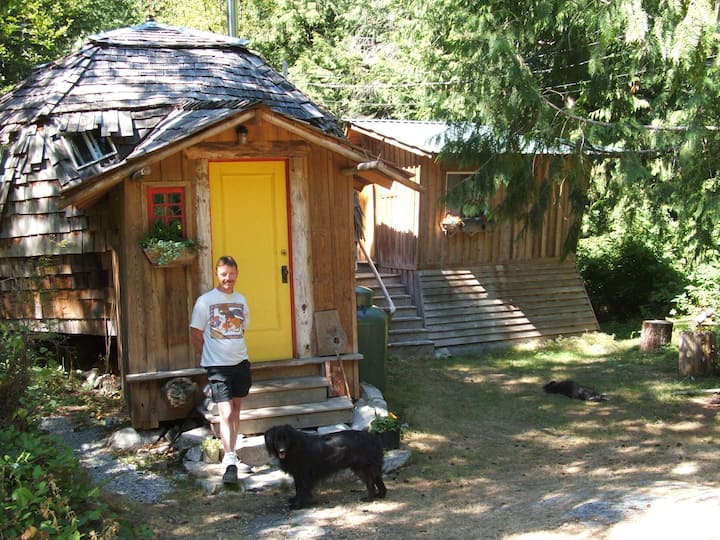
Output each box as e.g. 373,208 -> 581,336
143,246 -> 197,267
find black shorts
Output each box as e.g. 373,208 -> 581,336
205,360 -> 252,402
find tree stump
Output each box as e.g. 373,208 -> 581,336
678,331 -> 718,376
640,319 -> 674,352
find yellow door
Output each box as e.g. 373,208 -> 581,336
209,160 -> 293,361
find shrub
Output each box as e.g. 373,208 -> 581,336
672,261 -> 720,317
0,426 -> 118,538
0,323 -> 34,430
576,235 -> 686,322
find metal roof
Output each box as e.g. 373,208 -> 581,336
349,119 -> 453,154
349,119 -> 575,155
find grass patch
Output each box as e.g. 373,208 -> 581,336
383,332 -> 720,487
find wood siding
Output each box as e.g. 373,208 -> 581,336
0,153 -> 117,335
355,133 -> 576,270
349,126 -> 599,351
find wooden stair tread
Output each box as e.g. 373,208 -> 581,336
241,396 -> 353,420
201,396 -> 353,422
249,375 -> 328,394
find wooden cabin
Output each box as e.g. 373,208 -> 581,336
347,120 -> 599,357
0,21 -> 415,430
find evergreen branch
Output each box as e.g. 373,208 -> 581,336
543,97 -> 720,132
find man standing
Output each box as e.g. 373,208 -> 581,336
190,255 -> 252,484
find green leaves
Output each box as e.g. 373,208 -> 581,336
1,426 -> 115,537
1,0 -> 142,92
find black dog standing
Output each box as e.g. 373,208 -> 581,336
264,424 -> 387,509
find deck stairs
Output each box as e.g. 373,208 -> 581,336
198,356 -> 355,436
355,263 -> 435,359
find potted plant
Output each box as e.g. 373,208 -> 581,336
200,437 -> 223,463
369,412 -> 404,450
440,213 -> 463,236
140,221 -> 197,267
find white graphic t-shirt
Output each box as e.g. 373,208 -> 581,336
190,287 -> 250,367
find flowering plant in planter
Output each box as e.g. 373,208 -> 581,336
369,412 -> 402,434
140,221 -> 196,266
200,436 -> 223,463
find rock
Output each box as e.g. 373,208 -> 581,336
383,448 -> 412,473
185,445 -> 202,462
360,382 -> 385,402
239,434 -> 269,467
317,424 -> 349,435
351,401 -> 388,430
108,427 -> 159,451
242,468 -> 292,492
174,425 -> 214,451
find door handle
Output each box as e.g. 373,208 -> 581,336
281,265 -> 289,283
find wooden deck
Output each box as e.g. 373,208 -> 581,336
420,258 -> 599,354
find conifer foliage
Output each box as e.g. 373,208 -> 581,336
412,0 -> 720,257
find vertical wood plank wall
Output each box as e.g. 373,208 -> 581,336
355,134 -> 577,270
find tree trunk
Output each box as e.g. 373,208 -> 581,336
640,319 -> 674,352
678,331 -> 718,376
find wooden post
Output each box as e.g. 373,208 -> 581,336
678,330 -> 717,376
640,319 -> 674,352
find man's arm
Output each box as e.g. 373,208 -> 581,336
190,327 -> 204,355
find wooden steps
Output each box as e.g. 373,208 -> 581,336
420,258 -> 599,354
356,266 -> 435,359
237,396 -> 354,435
199,356 -> 356,436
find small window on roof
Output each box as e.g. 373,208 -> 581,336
63,129 -> 117,169
147,187 -> 188,239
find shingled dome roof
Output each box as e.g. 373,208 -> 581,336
0,19 -> 340,140
0,20 -> 346,211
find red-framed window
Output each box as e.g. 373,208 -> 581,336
146,187 -> 187,237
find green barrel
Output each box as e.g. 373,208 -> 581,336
356,286 -> 388,390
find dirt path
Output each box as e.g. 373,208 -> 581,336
129,405 -> 720,539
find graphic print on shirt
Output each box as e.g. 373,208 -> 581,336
208,303 -> 246,340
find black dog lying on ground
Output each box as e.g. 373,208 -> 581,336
543,379 -> 608,401
264,424 -> 387,509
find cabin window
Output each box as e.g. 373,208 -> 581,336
63,129 -> 117,169
147,187 -> 188,238
445,172 -> 481,216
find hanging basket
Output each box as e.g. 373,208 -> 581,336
143,246 -> 197,267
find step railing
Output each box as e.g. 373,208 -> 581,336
357,240 -> 396,315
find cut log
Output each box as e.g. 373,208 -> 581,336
640,319 -> 674,352
161,377 -> 200,408
678,331 -> 718,376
